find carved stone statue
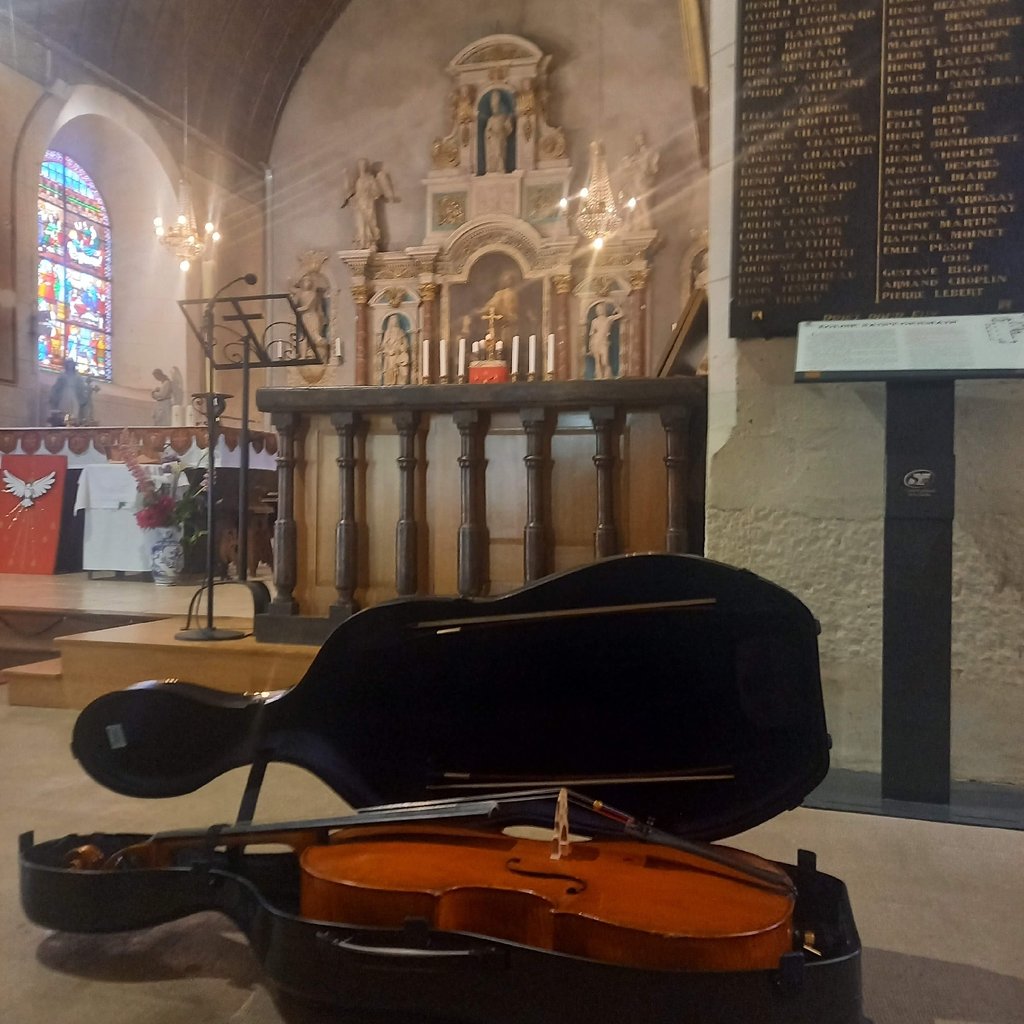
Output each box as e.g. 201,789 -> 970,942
619,133 -> 660,231
150,367 -> 183,426
341,159 -> 399,250
588,302 -> 624,380
47,358 -> 97,426
379,315 -> 411,386
484,92 -> 513,174
290,252 -> 331,352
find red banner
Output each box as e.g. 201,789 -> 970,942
0,454 -> 67,574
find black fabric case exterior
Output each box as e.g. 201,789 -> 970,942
20,553 -> 867,1023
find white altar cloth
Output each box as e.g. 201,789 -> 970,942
73,464 -> 183,573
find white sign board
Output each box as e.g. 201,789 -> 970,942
795,315 -> 1024,382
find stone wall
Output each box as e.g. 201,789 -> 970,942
707,6 -> 1024,785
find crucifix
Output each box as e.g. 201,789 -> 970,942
482,305 -> 502,338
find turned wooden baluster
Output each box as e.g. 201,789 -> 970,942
520,407 -> 551,581
269,411 -> 299,615
393,410 -> 421,596
331,411 -> 360,618
661,406 -> 691,554
590,406 -> 619,559
454,409 -> 489,597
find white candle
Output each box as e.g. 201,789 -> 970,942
528,335 -> 537,376
440,338 -> 448,379
512,335 -> 520,375
458,338 -> 466,378
547,334 -> 555,376
423,338 -> 430,380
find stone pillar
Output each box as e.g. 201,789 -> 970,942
552,274 -> 573,380
352,284 -> 370,385
420,281 -> 440,375
331,411 -> 361,619
629,269 -> 650,378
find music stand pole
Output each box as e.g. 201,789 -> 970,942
176,305 -> 244,642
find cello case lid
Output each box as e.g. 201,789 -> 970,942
73,553 -> 830,842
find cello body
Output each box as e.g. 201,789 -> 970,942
20,554 -> 868,1023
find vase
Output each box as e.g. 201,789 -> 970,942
148,526 -> 184,585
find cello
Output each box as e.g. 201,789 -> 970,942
65,788 -> 799,973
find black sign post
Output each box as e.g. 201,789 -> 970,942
882,381 -> 955,804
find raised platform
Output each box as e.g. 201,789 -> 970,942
0,573 -> 319,709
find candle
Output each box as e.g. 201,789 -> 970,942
440,338 -> 448,379
458,338 -> 466,378
423,338 -> 430,381
528,335 -> 537,376
547,334 -> 555,376
512,335 -> 520,376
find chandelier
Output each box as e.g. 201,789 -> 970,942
558,1 -> 635,251
153,0 -> 218,272
154,179 -> 219,272
563,140 -> 636,250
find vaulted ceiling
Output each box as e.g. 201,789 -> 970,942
10,0 -> 352,171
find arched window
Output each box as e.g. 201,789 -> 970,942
37,151 -> 112,380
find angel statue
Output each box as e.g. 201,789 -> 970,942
150,367 -> 183,426
340,159 -> 399,250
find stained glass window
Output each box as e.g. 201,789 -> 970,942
37,151 -> 112,379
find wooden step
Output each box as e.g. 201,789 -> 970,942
5,618 -> 319,710
2,658 -> 66,708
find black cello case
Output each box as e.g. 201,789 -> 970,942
21,553 -> 868,1023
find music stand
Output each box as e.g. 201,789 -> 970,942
175,287 -> 327,641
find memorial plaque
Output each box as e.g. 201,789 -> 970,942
732,0 -> 1024,339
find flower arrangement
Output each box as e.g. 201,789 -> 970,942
121,440 -> 206,546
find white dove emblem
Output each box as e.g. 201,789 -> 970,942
3,469 -> 57,508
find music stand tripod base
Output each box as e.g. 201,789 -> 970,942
175,626 -> 247,642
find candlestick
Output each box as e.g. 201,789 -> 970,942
528,334 -> 537,379
547,333 -> 555,378
458,337 -> 466,380
512,335 -> 520,378
423,338 -> 430,382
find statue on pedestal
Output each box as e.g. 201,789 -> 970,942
47,359 -> 97,426
619,133 -> 659,231
378,314 -> 411,386
341,159 -> 399,250
150,367 -> 183,426
484,92 -> 513,174
588,303 -> 624,380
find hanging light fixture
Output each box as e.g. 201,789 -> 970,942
561,0 -> 632,250
153,0 -> 219,272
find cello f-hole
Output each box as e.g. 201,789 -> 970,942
505,857 -> 588,895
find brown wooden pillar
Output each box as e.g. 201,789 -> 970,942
629,269 -> 649,378
590,405 -> 619,558
269,411 -> 299,615
331,411 -> 361,619
352,284 -> 370,385
552,274 -> 573,380
520,406 -> 551,582
660,405 -> 691,554
453,409 -> 489,597
393,410 -> 421,596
